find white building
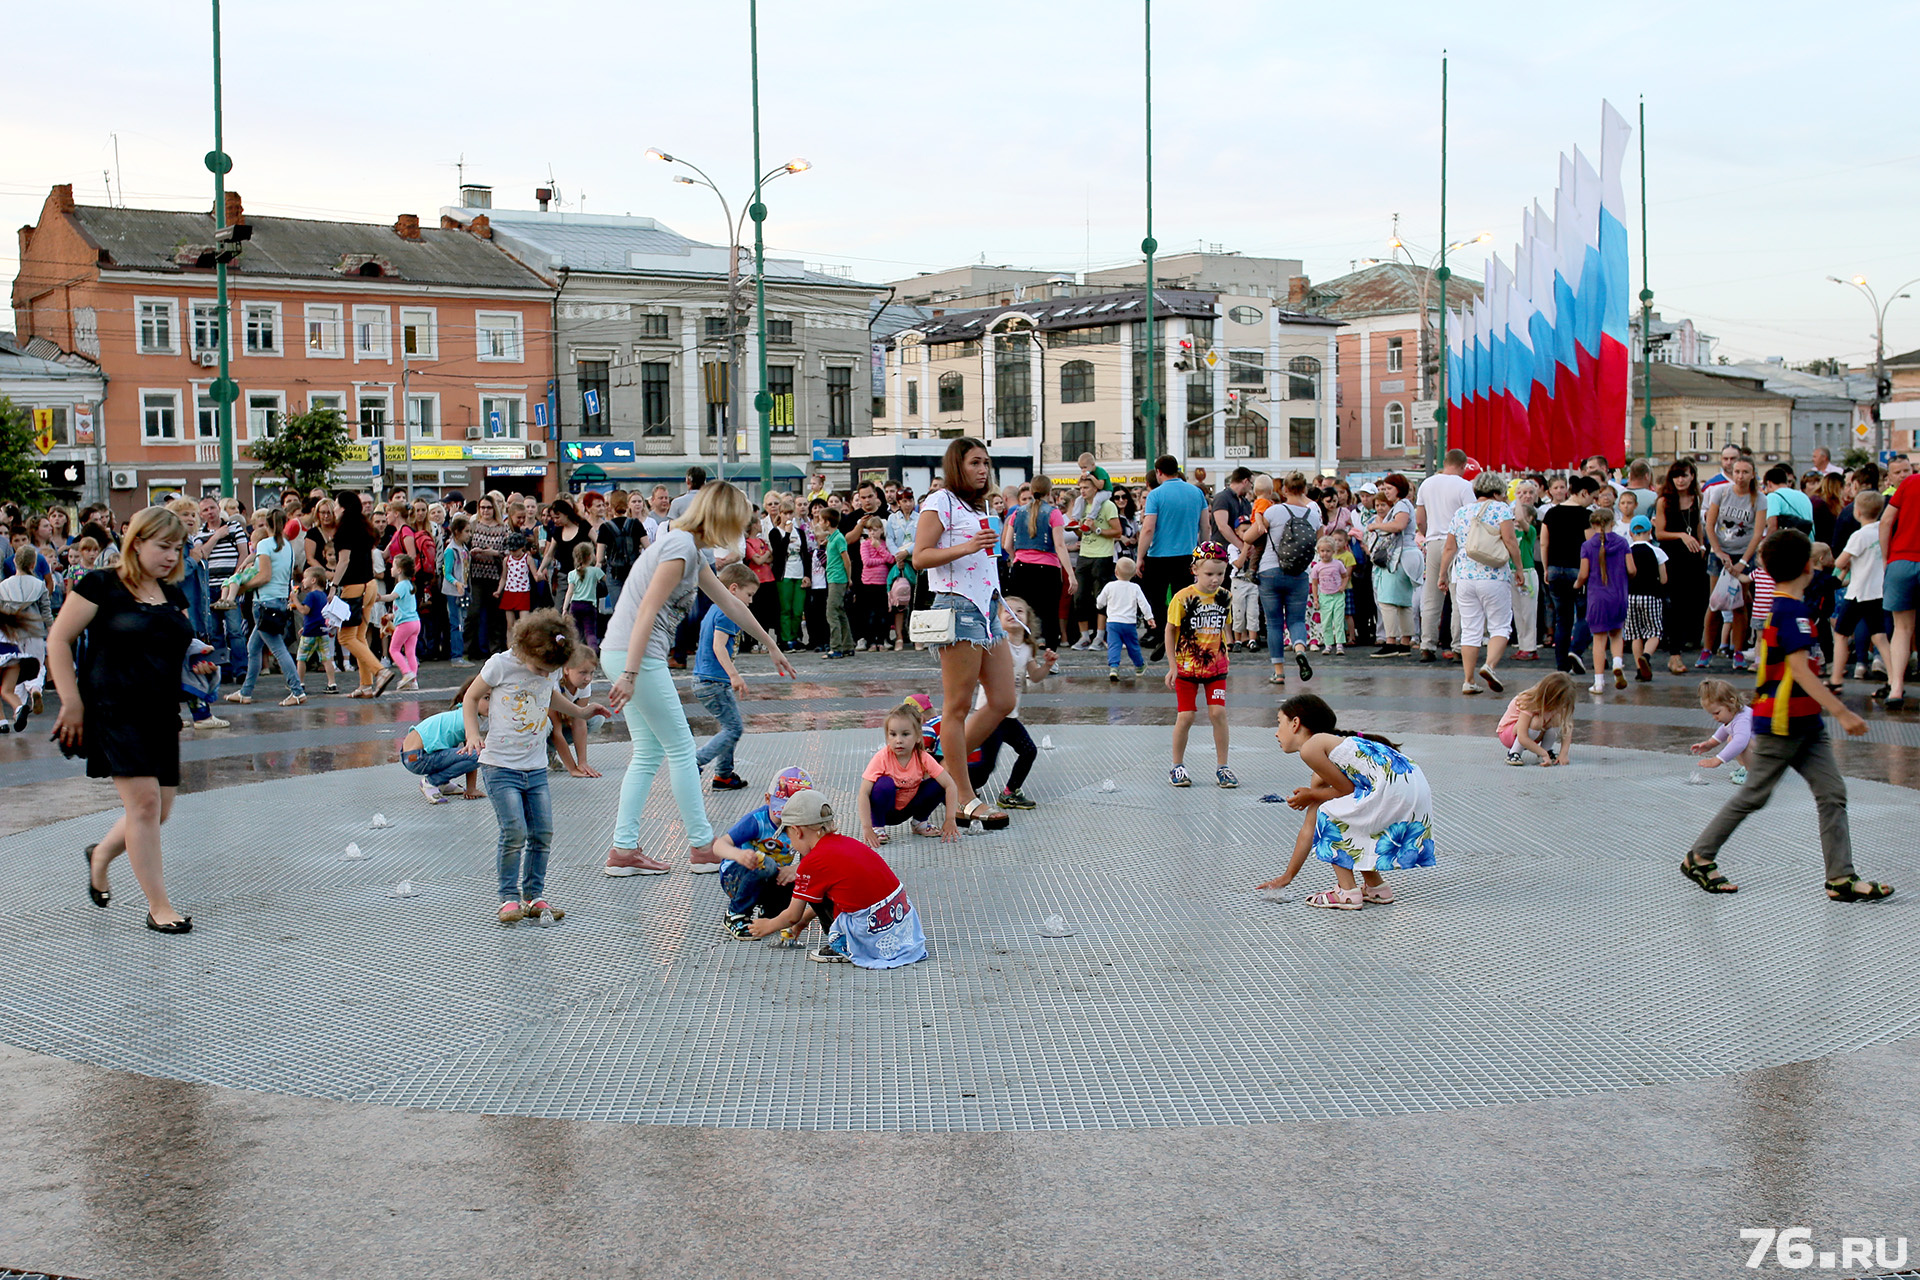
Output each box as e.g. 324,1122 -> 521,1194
1,332 -> 108,504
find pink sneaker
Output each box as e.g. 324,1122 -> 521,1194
604,847 -> 671,877
687,844 -> 723,875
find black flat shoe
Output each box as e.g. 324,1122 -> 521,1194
85,844 -> 109,908
145,913 -> 193,934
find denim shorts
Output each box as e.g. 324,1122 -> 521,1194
1884,558 -> 1920,614
932,591 -> 1005,650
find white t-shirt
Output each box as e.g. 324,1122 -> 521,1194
1096,579 -> 1152,626
1258,501 -> 1323,573
605,528 -> 704,662
1417,473 -> 1476,546
1842,527 -> 1885,602
478,652 -> 561,771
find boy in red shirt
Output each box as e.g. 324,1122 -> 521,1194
748,790 -> 929,967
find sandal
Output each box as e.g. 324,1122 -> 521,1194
873,829 -> 891,845
1305,887 -> 1364,911
1360,884 -> 1395,904
957,798 -> 1010,830
280,693 -> 307,706
1681,854 -> 1739,894
227,694 -> 255,704
1825,875 -> 1894,902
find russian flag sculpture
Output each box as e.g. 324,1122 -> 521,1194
1445,102 -> 1632,469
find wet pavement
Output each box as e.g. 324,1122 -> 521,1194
2,645 -> 1918,1280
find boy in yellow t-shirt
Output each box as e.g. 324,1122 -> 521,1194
1165,542 -> 1236,789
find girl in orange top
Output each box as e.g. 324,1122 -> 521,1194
857,697 -> 961,845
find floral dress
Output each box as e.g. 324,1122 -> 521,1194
1311,736 -> 1436,872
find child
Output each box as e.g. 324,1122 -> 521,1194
1256,693 -> 1435,911
499,531 -> 534,631
1681,530 -> 1891,901
209,512 -> 270,610
1510,501 -> 1540,660
746,789 -> 929,967
376,553 -> 421,692
1497,671 -> 1577,766
463,611 -> 611,926
1832,490 -> 1892,693
694,562 -> 760,790
1613,488 -> 1640,536
972,597 -> 1053,810
1689,678 -> 1753,786
1096,556 -> 1154,681
1165,542 -> 1235,789
857,514 -> 893,651
1624,516 -> 1668,682
1309,532 -> 1350,655
815,505 -> 853,659
1229,516 -> 1260,652
712,766 -> 815,938
293,566 -> 338,694
402,675 -> 486,803
547,646 -> 605,778
565,542 -> 604,650
442,514 -> 472,667
1575,507 -> 1632,693
857,697 -> 961,844
1805,542 -> 1839,672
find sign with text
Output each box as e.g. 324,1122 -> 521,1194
811,439 -> 849,462
341,442 -> 526,463
562,441 -> 636,463
73,405 -> 95,445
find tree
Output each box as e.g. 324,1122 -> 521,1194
244,404 -> 351,494
0,397 -> 52,510
1843,447 -> 1873,472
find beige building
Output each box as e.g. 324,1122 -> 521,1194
1629,364 -> 1795,468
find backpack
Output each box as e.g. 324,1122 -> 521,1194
1274,505 -> 1318,575
604,517 -> 641,574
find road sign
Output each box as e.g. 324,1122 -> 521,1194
533,401 -> 549,429
489,410 -> 504,438
1881,450 -> 1903,464
31,408 -> 55,454
1855,421 -> 1872,441
582,389 -> 600,417
1203,349 -> 1220,369
1411,400 -> 1438,430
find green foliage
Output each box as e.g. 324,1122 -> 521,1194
1843,447 -> 1872,472
244,405 -> 351,493
0,397 -> 52,510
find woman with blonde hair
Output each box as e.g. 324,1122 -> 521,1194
602,482 -> 796,876
49,506 -> 206,932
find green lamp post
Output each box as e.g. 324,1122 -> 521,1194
1140,0 -> 1159,467
207,0 -> 239,497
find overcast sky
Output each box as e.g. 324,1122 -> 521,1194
8,1 -> 1919,365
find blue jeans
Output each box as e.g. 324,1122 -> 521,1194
484,764 -> 552,902
445,592 -> 467,661
693,678 -> 744,774
931,590 -> 1005,650
209,589 -> 248,677
240,611 -> 305,699
1106,621 -> 1143,669
402,746 -> 480,788
1544,566 -> 1592,670
720,858 -> 792,918
1258,567 -> 1312,660
606,651 -> 714,850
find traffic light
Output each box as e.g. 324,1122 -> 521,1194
1879,377 -> 1894,400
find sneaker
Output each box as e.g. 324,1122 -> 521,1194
11,702 -> 29,732
1133,663 -> 1146,675
855,639 -> 869,652
1697,649 -> 1712,669
604,847 -> 671,877
523,898 -> 564,925
548,752 -> 566,773
1109,667 -> 1120,682
1590,677 -> 1606,695
1614,666 -> 1628,690
1169,764 -> 1192,787
396,673 -> 417,691
1419,648 -> 1437,663
450,658 -> 476,668
1072,636 -> 1093,651
1369,645 -> 1399,659
998,788 -> 1036,810
1215,766 -> 1239,789
498,901 -> 525,927
1505,748 -> 1525,766
723,912 -> 753,939
1731,653 -> 1748,672
1333,645 -> 1345,656
30,690 -> 42,714
1568,655 -> 1587,676
193,714 -> 230,730
1728,765 -> 1748,785
420,777 -> 448,805
1296,652 -> 1313,682
1853,663 -> 1868,680
809,943 -> 852,964
1636,656 -> 1653,682
710,772 -> 750,791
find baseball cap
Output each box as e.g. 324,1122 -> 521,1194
770,766 -> 813,803
1358,482 -> 1379,495
777,789 -> 834,830
1629,515 -> 1653,534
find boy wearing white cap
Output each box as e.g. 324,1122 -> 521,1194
747,790 -> 928,967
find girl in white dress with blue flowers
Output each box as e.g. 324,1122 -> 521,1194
1257,693 -> 1435,911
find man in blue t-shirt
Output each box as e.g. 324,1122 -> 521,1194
1137,455 -> 1207,657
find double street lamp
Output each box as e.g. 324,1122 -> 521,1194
1385,232 -> 1490,467
646,148 -> 810,487
1828,273 -> 1920,460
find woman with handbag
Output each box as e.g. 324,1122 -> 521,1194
1001,474 -> 1075,653
229,510 -> 307,706
912,437 -> 1014,830
1362,476 -> 1418,656
1438,473 -> 1522,696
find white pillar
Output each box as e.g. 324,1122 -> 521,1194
1170,320 -> 1190,473
981,340 -> 995,444
1119,333 -> 1134,470
919,345 -> 932,435
682,317 -> 701,463
1267,309 -> 1282,464
1358,327 -> 1372,465
891,347 -> 904,435
1322,330 -> 1337,476
1030,334 -> 1043,475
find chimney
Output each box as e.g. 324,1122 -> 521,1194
467,214 -> 492,240
459,184 -> 492,210
393,213 -> 421,241
1287,274 -> 1310,306
50,183 -> 76,214
223,191 -> 245,227
535,187 -> 552,212
439,214 -> 465,231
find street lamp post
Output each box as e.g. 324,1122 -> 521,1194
1390,231 -> 1490,469
1829,273 -> 1920,460
206,0 -> 240,498
985,312 -> 1044,475
1141,0 -> 1159,470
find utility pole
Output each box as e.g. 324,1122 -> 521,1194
1638,97 -> 1656,461
1140,0 -> 1159,469
1434,52 -> 1450,465
749,0 -> 774,493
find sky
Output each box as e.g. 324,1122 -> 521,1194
8,0 -> 1920,366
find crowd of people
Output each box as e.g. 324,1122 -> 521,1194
11,435 -> 1911,946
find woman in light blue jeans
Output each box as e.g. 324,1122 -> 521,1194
603,483 -> 794,875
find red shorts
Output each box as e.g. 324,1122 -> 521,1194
1175,677 -> 1227,713
498,590 -> 531,611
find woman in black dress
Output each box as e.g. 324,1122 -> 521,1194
49,505 -> 204,933
330,491 -> 382,696
1655,460 -> 1707,676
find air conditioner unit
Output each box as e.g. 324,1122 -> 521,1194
466,426 -> 482,439
530,441 -> 549,459
110,468 -> 138,490
198,352 -> 218,367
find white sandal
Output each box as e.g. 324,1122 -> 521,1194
280,693 -> 307,706
1305,887 -> 1364,911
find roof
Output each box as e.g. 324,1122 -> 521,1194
1709,361 -> 1873,404
891,289 -> 1337,347
1305,262 -> 1485,320
0,332 -> 102,383
67,204 -> 548,291
1632,364 -> 1789,402
478,209 -> 876,289
1887,347 -> 1920,368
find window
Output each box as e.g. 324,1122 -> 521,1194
1060,359 -> 1095,404
1386,337 -> 1404,373
906,380 -> 919,415
994,337 -> 1032,438
1225,406 -> 1267,454
243,303 -> 280,355
142,391 -> 180,441
196,393 -> 220,440
704,316 -> 729,341
768,365 -> 796,434
305,304 -> 343,357
1688,421 -> 1700,451
476,311 -> 524,362
827,367 -> 853,437
577,360 -> 610,437
1228,305 -> 1263,325
1385,402 -> 1406,447
191,301 -> 222,354
1229,350 -> 1263,385
480,395 -> 523,440
1705,422 -> 1716,450
1060,421 -> 1095,462
400,308 -> 435,358
137,300 -> 176,353
1189,319 -> 1215,349
407,394 -> 437,440
352,306 -> 389,361
1047,325 -> 1118,348
1187,375 -> 1214,457
310,393 -> 345,416
641,361 -> 672,436
767,319 -> 794,344
1289,417 -> 1317,458
937,370 -> 964,413
638,314 -> 670,339
357,393 -> 390,440
246,392 -> 282,441
1289,356 -> 1321,401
